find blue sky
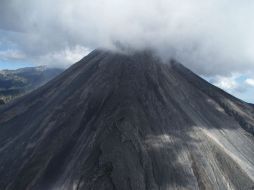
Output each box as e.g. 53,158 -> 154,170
0,60 -> 32,70
204,75 -> 254,103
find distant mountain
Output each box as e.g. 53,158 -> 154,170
0,50 -> 253,189
0,99 -> 4,105
0,66 -> 63,103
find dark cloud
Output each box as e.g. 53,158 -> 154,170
0,0 -> 254,75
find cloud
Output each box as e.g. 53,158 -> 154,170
209,75 -> 247,92
0,0 -> 254,75
205,73 -> 254,103
0,49 -> 26,60
35,45 -> 90,68
245,78 -> 254,87
212,76 -> 238,91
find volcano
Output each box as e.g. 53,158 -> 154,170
0,50 -> 254,190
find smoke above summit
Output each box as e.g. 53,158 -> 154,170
0,0 -> 254,76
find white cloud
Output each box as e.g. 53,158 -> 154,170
36,45 -> 90,68
0,49 -> 26,60
245,78 -> 254,87
0,0 -> 254,76
203,74 -> 254,102
63,46 -> 90,63
212,76 -> 238,91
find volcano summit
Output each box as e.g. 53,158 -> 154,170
0,50 -> 254,190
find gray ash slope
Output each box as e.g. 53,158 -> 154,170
0,50 -> 254,190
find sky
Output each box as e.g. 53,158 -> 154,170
0,0 -> 254,103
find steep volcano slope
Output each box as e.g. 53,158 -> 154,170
0,50 -> 254,190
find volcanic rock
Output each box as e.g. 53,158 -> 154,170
0,50 -> 254,190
